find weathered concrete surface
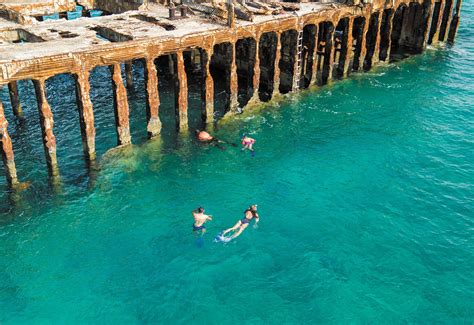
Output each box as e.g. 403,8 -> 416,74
229,41 -> 239,112
7,81 -> 23,117
0,99 -> 18,185
75,68 -> 96,160
175,50 -> 188,131
110,63 -> 131,145
272,31 -> 281,98
33,78 -> 59,176
144,56 -> 162,137
201,45 -> 214,123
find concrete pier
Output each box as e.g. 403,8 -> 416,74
0,0 -> 463,186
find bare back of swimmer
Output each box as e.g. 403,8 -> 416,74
221,205 -> 259,239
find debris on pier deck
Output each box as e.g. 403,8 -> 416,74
0,0 -> 463,186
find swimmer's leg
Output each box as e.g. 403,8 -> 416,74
222,221 -> 242,235
230,224 -> 249,239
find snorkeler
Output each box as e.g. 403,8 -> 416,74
195,130 -> 215,142
192,207 -> 212,234
221,205 -> 259,239
241,135 -> 256,152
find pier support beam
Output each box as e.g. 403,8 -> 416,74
379,10 -> 394,62
75,69 -> 96,161
422,0 -> 435,49
229,41 -> 239,113
343,17 -> 354,77
448,0 -> 462,43
33,78 -> 59,176
372,11 -> 384,66
8,82 -> 23,118
0,100 -> 18,186
248,34 -> 261,104
201,47 -> 214,123
175,51 -> 188,131
110,63 -> 131,146
322,24 -> 335,84
125,61 -> 134,89
272,32 -> 281,98
144,57 -> 162,138
357,14 -> 370,71
310,27 -> 319,86
431,1 -> 446,44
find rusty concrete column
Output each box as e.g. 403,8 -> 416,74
325,26 -> 335,83
229,41 -> 239,113
144,57 -> 162,138
125,61 -> 134,89
0,100 -> 18,186
175,51 -> 188,131
372,11 -> 384,66
310,25 -> 319,86
384,11 -> 395,62
272,31 -> 282,97
447,0 -> 462,43
439,0 -> 454,42
422,0 -> 435,49
33,78 -> 59,176
357,13 -> 371,71
343,17 -> 354,77
110,63 -> 131,146
8,82 -> 23,118
292,28 -> 302,92
75,69 -> 96,161
201,47 -> 214,123
248,34 -> 261,104
227,0 -> 235,28
431,0 -> 446,44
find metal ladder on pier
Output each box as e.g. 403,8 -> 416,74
292,30 -> 304,92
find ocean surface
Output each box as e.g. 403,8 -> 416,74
1,4 -> 473,323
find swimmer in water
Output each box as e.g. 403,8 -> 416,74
195,130 -> 215,142
241,135 -> 256,152
221,205 -> 259,239
192,207 -> 212,234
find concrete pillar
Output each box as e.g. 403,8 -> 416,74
383,11 -> 395,62
0,100 -> 18,186
229,41 -> 239,113
227,0 -> 235,28
75,69 -> 96,161
175,51 -> 188,131
422,0 -> 435,49
357,13 -> 371,72
110,63 -> 131,146
272,31 -> 282,97
33,78 -> 59,176
201,47 -> 214,123
343,17 -> 354,77
310,26 -> 319,86
248,34 -> 261,104
125,61 -> 134,89
372,11 -> 384,66
439,0 -> 454,42
292,29 -> 302,92
447,0 -> 462,43
431,0 -> 446,44
8,82 -> 23,118
144,57 -> 162,138
324,25 -> 335,84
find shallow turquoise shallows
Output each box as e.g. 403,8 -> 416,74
1,3 -> 473,323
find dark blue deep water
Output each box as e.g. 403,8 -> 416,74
0,3 -> 473,323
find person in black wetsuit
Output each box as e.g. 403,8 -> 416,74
221,205 -> 259,239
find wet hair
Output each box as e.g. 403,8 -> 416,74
197,207 -> 204,213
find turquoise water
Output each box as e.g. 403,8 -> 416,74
1,6 -> 473,323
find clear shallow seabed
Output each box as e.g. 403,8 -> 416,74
1,4 -> 473,323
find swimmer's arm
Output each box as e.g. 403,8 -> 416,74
254,216 -> 259,224
206,214 -> 213,221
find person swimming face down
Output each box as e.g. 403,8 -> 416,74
195,129 -> 214,142
221,204 -> 259,239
